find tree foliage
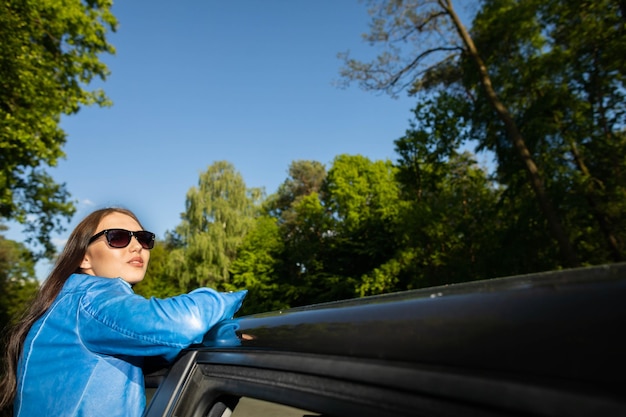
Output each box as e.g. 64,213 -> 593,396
229,215 -> 285,315
167,161 -> 263,291
261,160 -> 336,306
0,0 -> 117,257
339,0 -> 626,266
393,117 -> 508,286
228,0 -> 625,310
338,0 -> 574,264
92,0 -> 626,316
323,154 -> 402,280
0,227 -> 38,332
468,0 -> 626,263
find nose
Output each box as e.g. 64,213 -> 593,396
129,235 -> 143,251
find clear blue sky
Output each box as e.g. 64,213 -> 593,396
9,1 -> 478,275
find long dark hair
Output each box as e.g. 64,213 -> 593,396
0,207 -> 144,415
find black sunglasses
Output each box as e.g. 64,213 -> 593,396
88,229 -> 155,249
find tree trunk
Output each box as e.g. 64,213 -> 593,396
442,0 -> 579,267
568,141 -> 623,261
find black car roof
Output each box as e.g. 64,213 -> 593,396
198,263 -> 626,394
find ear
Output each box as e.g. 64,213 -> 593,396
80,256 -> 92,270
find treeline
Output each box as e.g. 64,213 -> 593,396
135,154 -> 504,314
134,0 -> 626,314
1,0 -> 625,320
133,140 -> 623,316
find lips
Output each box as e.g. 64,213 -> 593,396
128,256 -> 144,266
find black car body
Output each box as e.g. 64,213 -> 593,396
143,263 -> 626,417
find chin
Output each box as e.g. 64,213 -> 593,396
123,275 -> 145,285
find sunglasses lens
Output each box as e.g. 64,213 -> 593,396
135,231 -> 155,249
106,229 -> 132,248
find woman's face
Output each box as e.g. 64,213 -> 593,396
80,212 -> 151,284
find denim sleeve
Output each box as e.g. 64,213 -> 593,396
78,279 -> 247,360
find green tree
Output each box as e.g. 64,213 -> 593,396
0,227 -> 38,332
0,0 -> 117,257
265,160 -> 327,229
323,154 -> 402,283
392,110 -> 514,287
262,161 -> 330,302
168,161 -> 262,291
229,215 -> 286,314
282,191 -> 344,305
541,0 -> 626,261
338,0 -> 579,267
468,0 -> 626,264
266,155 -> 404,304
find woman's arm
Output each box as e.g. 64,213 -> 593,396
78,279 -> 246,359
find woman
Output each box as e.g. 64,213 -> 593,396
0,207 -> 247,417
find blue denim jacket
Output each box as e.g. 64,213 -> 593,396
14,273 -> 247,417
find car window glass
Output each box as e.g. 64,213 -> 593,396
228,396 -> 320,417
